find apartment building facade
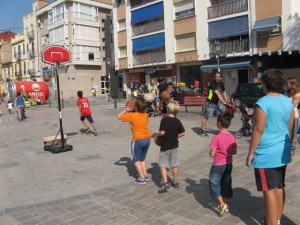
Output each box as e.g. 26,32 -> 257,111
35,0 -> 112,98
23,0 -> 49,81
112,0 -> 300,98
0,42 -> 13,94
11,34 -> 28,82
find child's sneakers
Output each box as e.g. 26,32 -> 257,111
158,183 -> 169,193
134,178 -> 147,185
200,130 -> 208,137
219,204 -> 229,216
93,130 -> 97,136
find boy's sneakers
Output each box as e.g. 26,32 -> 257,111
158,183 -> 169,193
86,128 -> 92,134
134,178 -> 147,185
219,204 -> 229,216
171,181 -> 179,188
200,130 -> 208,137
94,130 -> 97,136
144,176 -> 150,182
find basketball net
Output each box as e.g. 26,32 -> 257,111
56,64 -> 68,75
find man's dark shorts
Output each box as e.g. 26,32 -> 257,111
254,165 -> 286,192
80,114 -> 94,123
204,102 -> 222,118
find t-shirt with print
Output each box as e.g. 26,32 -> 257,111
159,117 -> 185,151
210,131 -> 237,166
120,112 -> 151,141
77,97 -> 91,116
207,80 -> 225,105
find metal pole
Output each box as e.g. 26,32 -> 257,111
114,97 -> 117,109
55,63 -> 65,148
217,55 -> 220,72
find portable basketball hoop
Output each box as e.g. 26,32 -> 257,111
42,46 -> 73,153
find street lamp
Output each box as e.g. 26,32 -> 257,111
215,41 -> 221,72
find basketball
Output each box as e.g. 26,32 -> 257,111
43,75 -> 50,82
161,91 -> 170,100
126,99 -> 136,112
154,135 -> 163,146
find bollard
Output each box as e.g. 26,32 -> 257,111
114,98 -> 117,109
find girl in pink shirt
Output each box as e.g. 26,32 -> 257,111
209,112 -> 237,216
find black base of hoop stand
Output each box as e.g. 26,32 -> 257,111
47,143 -> 73,154
46,62 -> 73,153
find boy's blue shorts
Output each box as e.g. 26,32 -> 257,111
298,126 -> 300,134
131,139 -> 150,162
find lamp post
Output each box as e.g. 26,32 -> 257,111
215,41 -> 221,72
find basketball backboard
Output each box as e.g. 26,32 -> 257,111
42,46 -> 71,65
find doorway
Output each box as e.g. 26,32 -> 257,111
101,76 -> 109,94
238,69 -> 248,83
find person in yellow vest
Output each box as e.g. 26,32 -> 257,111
200,72 -> 228,137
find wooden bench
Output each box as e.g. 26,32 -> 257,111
179,95 -> 206,112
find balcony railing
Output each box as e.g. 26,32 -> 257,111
27,69 -> 36,75
207,0 -> 248,19
130,0 -> 157,8
14,52 -> 21,60
209,38 -> 249,55
133,50 -> 166,66
132,19 -> 164,36
28,51 -> 35,59
27,30 -> 34,39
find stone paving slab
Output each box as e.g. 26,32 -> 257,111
0,99 -> 300,225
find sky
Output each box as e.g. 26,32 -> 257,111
0,0 -> 34,33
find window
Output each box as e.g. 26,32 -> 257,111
48,3 -> 65,24
174,0 -> 195,20
119,47 -> 127,58
73,2 -> 98,21
75,45 -> 100,61
74,25 -> 99,41
49,25 -> 65,44
88,53 -> 94,60
118,19 -> 126,31
175,33 -> 196,52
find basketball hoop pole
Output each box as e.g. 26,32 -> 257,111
42,46 -> 73,153
55,62 -> 65,148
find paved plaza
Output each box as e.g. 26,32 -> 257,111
0,97 -> 299,225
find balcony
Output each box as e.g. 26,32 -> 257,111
207,0 -> 248,19
209,38 -> 249,55
14,52 -> 21,60
28,51 -> 35,59
15,72 -> 21,77
130,0 -> 157,8
27,30 -> 34,40
27,69 -> 36,75
133,50 -> 166,66
132,19 -> 164,36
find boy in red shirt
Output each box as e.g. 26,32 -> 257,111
77,91 -> 97,136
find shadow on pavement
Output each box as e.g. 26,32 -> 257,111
66,132 -> 78,136
114,156 -> 137,179
185,178 -> 297,225
147,162 -> 161,187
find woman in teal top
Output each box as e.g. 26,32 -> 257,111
246,69 -> 294,225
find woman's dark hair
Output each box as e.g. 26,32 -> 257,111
77,91 -> 83,98
262,69 -> 286,93
217,112 -> 232,128
135,98 -> 147,113
17,92 -> 21,97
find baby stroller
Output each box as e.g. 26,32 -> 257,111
144,93 -> 157,117
225,103 -> 253,138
